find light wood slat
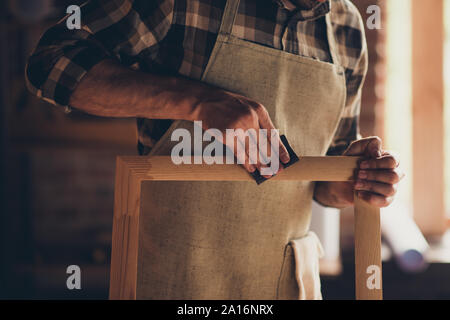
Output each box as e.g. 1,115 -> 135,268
117,156 -> 359,182
354,193 -> 383,300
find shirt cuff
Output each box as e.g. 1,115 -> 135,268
37,45 -> 108,111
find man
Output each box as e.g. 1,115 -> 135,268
26,0 -> 403,299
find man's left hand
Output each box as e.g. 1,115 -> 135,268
314,137 -> 405,208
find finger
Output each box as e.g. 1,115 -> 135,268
224,133 -> 256,173
354,180 -> 397,197
247,128 -> 273,178
245,128 -> 260,166
253,102 -> 290,164
268,128 -> 289,166
356,191 -> 394,208
239,101 -> 272,171
359,154 -> 399,170
345,136 -> 382,158
255,128 -> 270,165
357,168 -> 405,184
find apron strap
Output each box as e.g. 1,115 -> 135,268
325,10 -> 341,66
219,0 -> 241,36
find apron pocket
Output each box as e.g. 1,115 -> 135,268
277,232 -> 324,300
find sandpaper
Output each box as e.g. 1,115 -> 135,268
250,135 -> 300,185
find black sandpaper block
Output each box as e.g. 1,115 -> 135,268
250,135 -> 300,185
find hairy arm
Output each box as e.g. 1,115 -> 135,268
69,59 -> 206,121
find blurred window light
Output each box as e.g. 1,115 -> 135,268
385,0 -> 413,216
445,0 -> 450,218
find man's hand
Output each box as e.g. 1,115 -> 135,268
193,89 -> 290,176
314,137 -> 404,208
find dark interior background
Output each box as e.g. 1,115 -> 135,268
0,0 -> 137,299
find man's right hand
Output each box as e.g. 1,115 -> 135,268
192,88 -> 290,176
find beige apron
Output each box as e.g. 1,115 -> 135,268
137,0 -> 346,300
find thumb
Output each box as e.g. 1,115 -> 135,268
344,136 -> 382,158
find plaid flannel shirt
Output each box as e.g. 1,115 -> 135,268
26,0 -> 368,155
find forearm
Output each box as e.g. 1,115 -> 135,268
69,59 -> 210,120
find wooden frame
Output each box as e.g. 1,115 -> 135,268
109,156 -> 382,300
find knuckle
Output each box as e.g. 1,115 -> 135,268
256,104 -> 270,119
367,136 -> 382,144
373,136 -> 382,143
237,108 -> 257,125
256,102 -> 267,113
247,99 -> 263,111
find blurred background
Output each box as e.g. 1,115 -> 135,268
0,0 -> 449,299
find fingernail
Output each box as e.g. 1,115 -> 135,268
281,153 -> 290,164
358,170 -> 368,179
360,161 -> 369,169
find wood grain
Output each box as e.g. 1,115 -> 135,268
109,158 -> 141,299
109,156 -> 382,300
354,193 -> 382,300
116,156 -> 359,182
